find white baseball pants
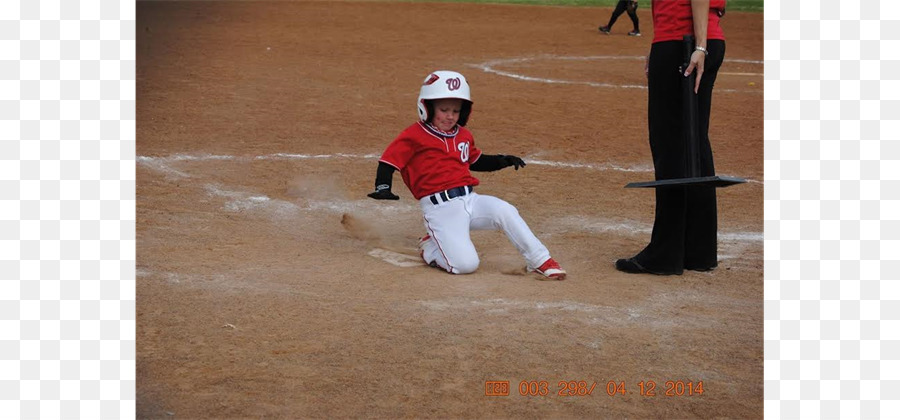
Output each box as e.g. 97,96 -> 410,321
419,191 -> 551,274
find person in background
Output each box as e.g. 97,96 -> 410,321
598,0 -> 641,37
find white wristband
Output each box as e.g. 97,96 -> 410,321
695,46 -> 708,55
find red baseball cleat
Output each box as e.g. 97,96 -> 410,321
531,257 -> 566,280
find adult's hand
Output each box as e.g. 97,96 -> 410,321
684,49 -> 706,93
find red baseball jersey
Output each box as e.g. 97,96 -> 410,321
379,122 -> 483,199
651,0 -> 726,43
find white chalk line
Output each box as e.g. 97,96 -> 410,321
136,268 -> 324,297
204,183 -> 300,216
138,152 -> 759,182
419,297 -> 618,314
557,216 -> 762,242
259,152 -> 381,160
416,291 -> 755,332
136,156 -> 191,178
471,56 -> 647,90
138,153 -> 380,163
138,152 -> 658,174
201,182 -> 416,219
417,297 -> 634,331
527,158 -> 651,173
467,55 -> 763,93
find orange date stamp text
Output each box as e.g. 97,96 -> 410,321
485,380 -> 706,397
485,381 -> 510,396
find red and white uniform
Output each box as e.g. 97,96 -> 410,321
380,122 -> 482,199
378,122 -> 552,274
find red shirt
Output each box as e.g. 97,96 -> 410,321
379,122 -> 483,199
652,0 -> 726,43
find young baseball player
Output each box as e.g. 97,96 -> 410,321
367,70 -> 566,280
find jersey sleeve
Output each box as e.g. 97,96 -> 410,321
379,133 -> 416,170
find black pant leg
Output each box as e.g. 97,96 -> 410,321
636,41 -> 687,274
683,40 -> 726,269
627,2 -> 640,31
606,1 -> 628,29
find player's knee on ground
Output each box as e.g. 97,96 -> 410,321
448,253 -> 480,274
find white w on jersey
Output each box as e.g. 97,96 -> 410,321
418,191 -> 551,274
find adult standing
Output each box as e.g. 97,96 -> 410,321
615,0 -> 727,275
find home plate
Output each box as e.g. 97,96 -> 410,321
368,248 -> 424,267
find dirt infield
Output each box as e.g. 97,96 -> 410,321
136,1 -> 763,418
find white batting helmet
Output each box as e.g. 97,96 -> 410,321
417,70 -> 473,126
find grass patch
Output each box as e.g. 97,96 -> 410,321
404,0 -> 763,12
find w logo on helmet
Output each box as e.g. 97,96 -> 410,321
446,78 -> 461,91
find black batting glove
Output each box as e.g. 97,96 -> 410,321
367,184 -> 400,200
499,155 -> 526,170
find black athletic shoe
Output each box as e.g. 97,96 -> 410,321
615,258 -> 682,275
615,258 -> 647,273
598,25 -> 611,34
628,30 -> 642,37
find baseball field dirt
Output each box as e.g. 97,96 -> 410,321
136,1 -> 763,418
